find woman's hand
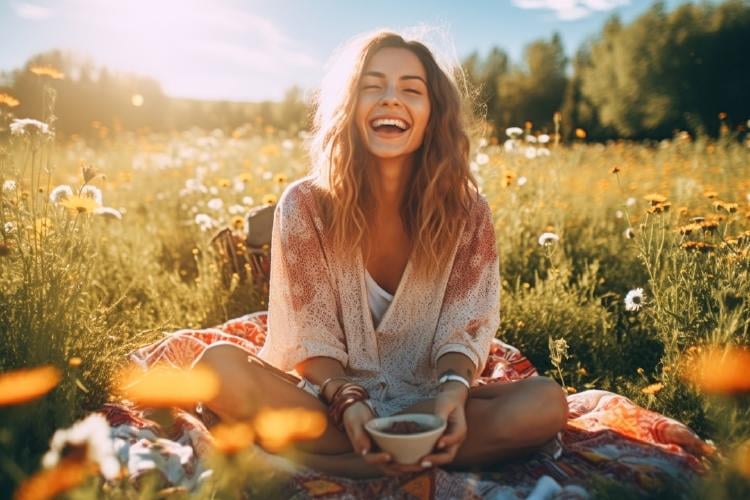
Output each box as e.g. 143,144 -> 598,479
418,382 -> 469,468
341,401 -> 404,476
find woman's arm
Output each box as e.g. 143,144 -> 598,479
436,352 -> 476,388
295,356 -> 348,402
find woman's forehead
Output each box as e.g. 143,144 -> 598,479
364,47 -> 427,79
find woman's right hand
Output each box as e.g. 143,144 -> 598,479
341,402 -> 400,475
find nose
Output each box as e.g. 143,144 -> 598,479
379,84 -> 401,107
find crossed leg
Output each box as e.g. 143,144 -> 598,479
195,343 -> 568,478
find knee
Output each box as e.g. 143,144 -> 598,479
532,376 -> 569,432
197,343 -> 251,372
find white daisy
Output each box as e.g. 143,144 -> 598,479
626,197 -> 637,207
504,139 -> 519,153
42,413 -> 120,480
4,221 -> 15,234
505,127 -> 523,138
524,147 -> 537,159
538,134 -> 550,144
207,198 -> 223,211
242,196 -> 255,206
49,185 -> 73,205
525,135 -> 537,144
624,288 -> 645,311
2,180 -> 16,191
10,118 -> 53,137
538,232 -> 560,246
94,207 -> 123,220
80,185 -> 103,206
537,147 -> 551,157
615,210 -> 624,219
476,153 -> 489,165
195,213 -> 215,231
517,176 -> 528,187
624,227 -> 635,239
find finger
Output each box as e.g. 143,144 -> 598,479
419,450 -> 454,466
362,451 -> 392,466
347,426 -> 372,455
436,429 -> 466,450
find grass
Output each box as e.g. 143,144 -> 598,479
1,95 -> 750,497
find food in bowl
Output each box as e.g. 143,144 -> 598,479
365,413 -> 446,464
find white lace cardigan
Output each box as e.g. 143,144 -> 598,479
258,177 -> 501,416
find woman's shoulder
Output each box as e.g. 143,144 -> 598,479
277,176 -> 323,215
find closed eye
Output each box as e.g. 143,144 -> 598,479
361,85 -> 381,90
404,88 -> 422,95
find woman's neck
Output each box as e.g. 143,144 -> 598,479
370,155 -> 413,213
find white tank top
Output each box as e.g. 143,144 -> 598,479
365,269 -> 393,328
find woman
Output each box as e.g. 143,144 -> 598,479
197,30 -> 568,478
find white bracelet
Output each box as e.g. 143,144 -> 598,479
438,373 -> 471,390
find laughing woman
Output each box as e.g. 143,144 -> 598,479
196,30 -> 568,477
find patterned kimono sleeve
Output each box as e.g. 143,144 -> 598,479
431,195 -> 500,373
257,183 -> 348,372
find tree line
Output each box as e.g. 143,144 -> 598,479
1,0 -> 748,141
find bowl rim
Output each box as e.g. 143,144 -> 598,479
365,413 -> 446,439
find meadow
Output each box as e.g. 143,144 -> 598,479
2,97 -> 750,497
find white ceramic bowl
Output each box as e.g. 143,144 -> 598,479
365,413 -> 447,465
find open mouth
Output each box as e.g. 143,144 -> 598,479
370,117 -> 410,136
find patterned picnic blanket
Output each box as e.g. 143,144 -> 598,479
103,312 -> 713,499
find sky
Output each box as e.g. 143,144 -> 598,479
1,0 -> 699,101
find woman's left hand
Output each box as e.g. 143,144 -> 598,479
418,382 -> 468,468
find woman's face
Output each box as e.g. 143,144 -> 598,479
355,47 -> 431,162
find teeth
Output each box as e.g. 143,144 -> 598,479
372,118 -> 408,130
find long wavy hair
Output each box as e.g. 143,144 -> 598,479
309,30 -> 479,280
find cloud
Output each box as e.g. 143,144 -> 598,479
11,1 -> 54,20
512,0 -> 630,21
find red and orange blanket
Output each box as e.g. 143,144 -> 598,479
101,312 -> 713,499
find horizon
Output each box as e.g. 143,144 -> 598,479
3,0 -> 702,101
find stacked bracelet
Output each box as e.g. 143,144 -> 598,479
319,376 -> 350,402
327,383 -> 372,431
438,373 -> 471,390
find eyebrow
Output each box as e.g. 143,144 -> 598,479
363,71 -> 427,85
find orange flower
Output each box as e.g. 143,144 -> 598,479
117,364 -> 220,407
29,65 -> 65,80
0,92 -> 20,107
644,193 -> 668,205
575,128 -> 587,139
0,366 -> 61,406
211,421 -> 256,454
682,346 -> 750,394
253,407 -> 327,451
641,383 -> 664,395
14,459 -> 90,500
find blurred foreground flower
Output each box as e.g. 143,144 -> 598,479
60,195 -> 97,214
93,207 -> 123,220
0,92 -> 20,107
210,421 -> 256,455
253,407 -> 327,451
49,185 -> 73,205
117,364 -> 220,407
682,346 -> 750,394
14,459 -> 89,500
42,413 -> 120,480
0,365 -> 61,406
30,65 -> 65,80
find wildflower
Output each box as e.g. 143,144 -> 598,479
524,147 -> 537,159
475,153 -> 489,165
238,172 -> 253,184
624,288 -> 645,311
575,128 -> 587,139
504,139 -> 519,153
647,202 -> 671,214
3,180 -> 17,191
4,221 -> 16,234
683,346 -> 750,394
274,173 -> 289,185
211,421 -> 256,455
30,65 -> 65,79
703,190 -> 718,199
0,92 -> 20,107
262,194 -> 277,205
610,166 -> 620,174
681,241 -> 715,253
68,357 -> 82,368
525,135 -> 537,144
93,207 -> 123,220
80,185 -> 103,206
49,185 -> 73,205
624,227 -> 635,239
42,413 -> 120,480
689,216 -> 705,223
538,232 -> 560,246
216,178 -> 231,188
626,197 -> 636,207
10,118 -> 53,137
117,364 -> 220,407
195,213 -> 215,231
207,198 -> 223,211
713,200 -> 738,213
517,176 -> 527,187
698,220 -> 719,232
676,223 -> 700,235
253,407 -> 327,451
538,134 -> 550,144
641,383 -> 664,395
231,216 -> 245,231
644,193 -> 668,205
60,196 -> 97,214
228,204 -> 245,215
615,210 -> 624,219
505,127 -> 523,138
14,460 -> 89,500
0,366 -> 61,406
80,161 -> 99,183
242,196 -> 255,206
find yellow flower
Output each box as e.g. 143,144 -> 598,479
60,196 -> 97,214
29,65 -> 65,80
210,421 -> 256,455
274,173 -> 289,185
68,357 -> 82,368
0,92 -> 20,107
643,193 -> 668,205
641,383 -> 664,395
231,216 -> 245,231
262,194 -> 277,205
116,364 -> 220,408
253,407 -> 327,451
0,366 -> 61,406
575,128 -> 587,139
703,190 -> 718,199
238,172 -> 253,184
216,178 -> 231,188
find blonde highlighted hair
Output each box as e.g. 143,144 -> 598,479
309,29 -> 479,279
